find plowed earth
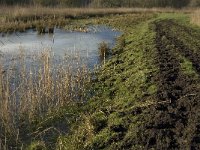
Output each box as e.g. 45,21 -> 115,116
141,20 -> 200,149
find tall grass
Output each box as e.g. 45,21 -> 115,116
0,7 -> 177,17
0,49 -> 90,149
191,9 -> 200,26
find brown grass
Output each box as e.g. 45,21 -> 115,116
191,9 -> 200,26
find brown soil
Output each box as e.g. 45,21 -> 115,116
138,20 -> 200,149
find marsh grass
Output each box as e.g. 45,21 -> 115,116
0,6 -> 188,19
191,9 -> 200,26
0,6 -> 195,33
0,49 -> 90,149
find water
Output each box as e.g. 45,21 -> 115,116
0,26 -> 121,69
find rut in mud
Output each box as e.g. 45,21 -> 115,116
139,20 -> 200,149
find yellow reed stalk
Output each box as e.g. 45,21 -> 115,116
191,9 -> 200,26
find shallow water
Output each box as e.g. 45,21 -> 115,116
0,26 -> 121,69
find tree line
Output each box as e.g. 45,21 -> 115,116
0,0 -> 199,8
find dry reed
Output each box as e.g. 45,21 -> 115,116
98,41 -> 110,64
0,48 -> 90,149
0,6 -> 194,20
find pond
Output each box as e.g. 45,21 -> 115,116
0,26 -> 121,69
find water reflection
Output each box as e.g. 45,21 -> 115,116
0,26 -> 121,69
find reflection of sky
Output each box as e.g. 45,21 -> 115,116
0,26 -> 121,68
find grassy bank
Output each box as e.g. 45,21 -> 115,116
58,13 -> 159,150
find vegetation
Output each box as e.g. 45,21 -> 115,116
0,2 -> 200,150
58,14 -> 159,149
0,50 -> 90,149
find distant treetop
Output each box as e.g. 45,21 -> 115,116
0,0 -> 199,8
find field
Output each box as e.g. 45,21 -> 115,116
0,6 -> 200,150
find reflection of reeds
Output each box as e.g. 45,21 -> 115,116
0,49 -> 90,149
191,9 -> 200,26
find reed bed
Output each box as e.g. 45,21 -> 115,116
191,9 -> 200,26
0,49 -> 90,149
0,6 -> 195,21
0,6 -> 196,33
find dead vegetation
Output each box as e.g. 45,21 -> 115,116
0,49 -> 90,149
